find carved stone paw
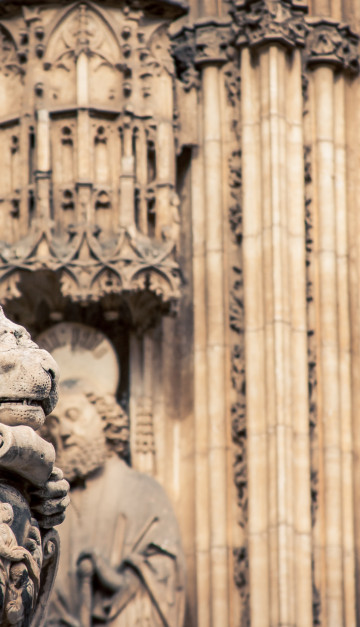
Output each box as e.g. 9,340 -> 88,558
29,467 -> 70,529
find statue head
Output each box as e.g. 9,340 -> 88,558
0,308 -> 59,430
0,503 -> 14,525
43,380 -> 129,484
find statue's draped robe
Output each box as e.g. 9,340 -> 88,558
48,457 -> 186,627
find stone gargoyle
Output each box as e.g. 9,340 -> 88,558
0,307 -> 69,627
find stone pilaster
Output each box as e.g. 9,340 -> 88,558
173,17 -> 234,627
231,2 -> 313,625
301,12 -> 359,627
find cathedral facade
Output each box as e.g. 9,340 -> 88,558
0,0 -> 359,625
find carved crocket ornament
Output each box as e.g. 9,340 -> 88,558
0,307 -> 69,627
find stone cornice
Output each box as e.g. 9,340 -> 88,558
304,18 -> 359,74
0,0 -> 189,19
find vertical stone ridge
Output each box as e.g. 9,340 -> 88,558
240,40 -> 312,625
304,57 -> 357,627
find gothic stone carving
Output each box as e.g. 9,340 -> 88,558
232,0 -> 307,50
170,26 -> 199,91
230,265 -> 249,621
0,308 -> 69,626
193,18 -> 232,66
171,18 -> 232,88
303,142 -> 322,623
305,18 -> 359,74
38,323 -> 186,627
231,0 -> 360,76
0,2 -> 183,309
0,224 -> 182,308
228,150 -> 242,242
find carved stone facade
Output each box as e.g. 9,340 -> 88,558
0,1 -> 183,307
0,0 -> 360,625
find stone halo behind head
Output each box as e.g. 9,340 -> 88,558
37,322 -> 120,396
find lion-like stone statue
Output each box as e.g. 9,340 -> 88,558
0,307 -> 69,627
0,310 -> 59,431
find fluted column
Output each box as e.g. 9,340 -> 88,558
304,19 -> 358,626
345,51 -> 360,627
237,4 -> 312,622
190,18 -> 232,627
241,44 -> 270,626
191,97 -> 211,627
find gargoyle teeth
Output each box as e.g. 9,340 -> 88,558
0,398 -> 42,407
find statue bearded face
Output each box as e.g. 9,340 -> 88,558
45,391 -> 107,483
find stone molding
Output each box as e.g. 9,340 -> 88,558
0,224 -> 182,308
305,18 -> 359,74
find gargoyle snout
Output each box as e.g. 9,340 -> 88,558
39,350 -> 59,384
39,350 -> 60,416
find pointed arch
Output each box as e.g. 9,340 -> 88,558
44,2 -> 122,67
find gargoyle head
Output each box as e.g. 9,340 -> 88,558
0,308 -> 59,430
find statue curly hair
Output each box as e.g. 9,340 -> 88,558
85,392 -> 130,461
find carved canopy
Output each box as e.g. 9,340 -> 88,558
0,1 -> 184,309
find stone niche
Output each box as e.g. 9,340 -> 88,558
36,321 -> 186,627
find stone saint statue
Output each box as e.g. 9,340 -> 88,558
39,323 -> 186,627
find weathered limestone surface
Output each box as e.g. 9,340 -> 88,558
0,0 -> 359,625
0,308 -> 69,626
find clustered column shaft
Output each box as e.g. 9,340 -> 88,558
307,62 -> 356,626
240,42 -> 312,626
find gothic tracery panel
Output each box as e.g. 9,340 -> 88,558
0,1 -> 182,308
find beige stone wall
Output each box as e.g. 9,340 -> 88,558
0,0 -> 360,625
